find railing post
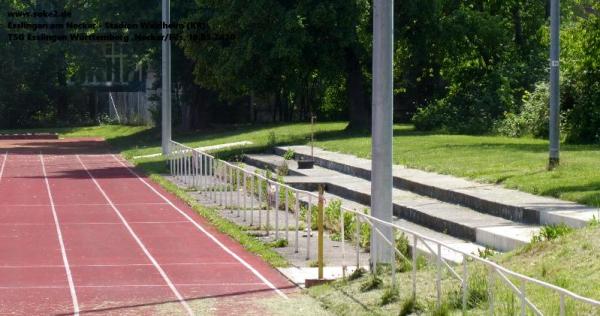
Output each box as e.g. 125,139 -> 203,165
306,194 -> 312,260
437,243 -> 442,309
412,235 -> 417,300
285,187 -> 289,242
295,191 -> 300,253
227,165 -> 232,210
317,186 -> 325,280
258,178 -> 262,230
559,294 -> 565,316
355,216 -> 360,269
237,169 -> 241,217
489,266 -> 495,315
275,184 -> 280,240
242,173 -> 247,221
341,208 -> 346,278
250,175 -> 254,226
463,255 -> 468,314
520,279 -> 526,316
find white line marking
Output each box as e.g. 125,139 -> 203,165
0,262 -> 240,269
76,155 -> 194,316
40,153 -> 80,316
112,155 -> 289,299
0,151 -> 7,184
0,202 -> 170,207
0,221 -> 194,227
0,282 -> 268,290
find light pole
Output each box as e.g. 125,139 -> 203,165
161,0 -> 172,155
371,0 -> 394,266
548,0 -> 560,169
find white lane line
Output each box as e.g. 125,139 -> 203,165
0,221 -> 193,227
0,151 -> 7,184
111,155 -> 289,299
40,153 -> 80,316
0,282 -> 268,290
0,202 -> 170,207
76,155 -> 194,316
0,262 -> 240,269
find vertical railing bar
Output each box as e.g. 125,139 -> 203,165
237,169 -> 241,217
228,165 -> 232,211
391,229 -> 397,289
266,182 -> 271,237
250,174 -> 254,226
210,158 -> 214,202
243,173 -> 247,222
436,243 -> 442,309
521,279 -> 526,316
219,162 -> 223,205
559,294 -> 565,316
295,191 -> 300,253
306,194 -> 312,260
412,235 -> 417,300
463,254 -> 468,314
285,187 -> 289,242
489,266 -> 495,315
341,208 -> 346,278
258,178 -> 262,231
275,184 -> 280,240
355,215 -> 360,269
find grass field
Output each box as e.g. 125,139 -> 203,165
307,225 -> 600,315
12,122 -> 599,206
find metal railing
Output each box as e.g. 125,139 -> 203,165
167,140 -> 600,315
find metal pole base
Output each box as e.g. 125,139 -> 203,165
548,157 -> 560,170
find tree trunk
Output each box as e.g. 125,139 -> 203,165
512,6 -> 524,49
345,49 -> 370,131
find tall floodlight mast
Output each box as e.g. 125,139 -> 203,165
548,0 -> 560,169
370,0 -> 394,266
161,0 -> 172,155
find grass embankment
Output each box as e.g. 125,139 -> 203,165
307,225 -> 600,315
26,122 -> 600,206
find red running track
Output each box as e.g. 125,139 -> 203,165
0,139 -> 295,315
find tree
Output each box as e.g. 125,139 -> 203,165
181,0 -> 372,129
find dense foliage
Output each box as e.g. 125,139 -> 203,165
1,0 -> 599,143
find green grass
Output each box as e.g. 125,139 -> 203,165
3,122 -> 600,205
306,226 -> 600,315
313,124 -> 600,206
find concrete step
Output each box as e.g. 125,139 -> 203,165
234,165 -> 487,263
274,146 -> 597,227
243,154 -> 540,252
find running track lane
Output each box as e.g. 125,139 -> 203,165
0,139 -> 295,315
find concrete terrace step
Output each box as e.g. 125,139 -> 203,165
243,153 -> 539,252
233,165 -> 486,263
275,145 -> 597,227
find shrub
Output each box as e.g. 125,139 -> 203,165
496,81 -> 550,138
531,224 -> 573,243
359,274 -> 383,292
413,71 -> 514,134
380,287 -> 399,305
283,148 -> 295,160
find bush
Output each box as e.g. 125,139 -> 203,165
561,5 -> 600,143
496,81 -> 550,138
413,71 -> 514,134
531,224 -> 573,243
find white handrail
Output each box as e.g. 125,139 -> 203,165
166,140 -> 600,313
